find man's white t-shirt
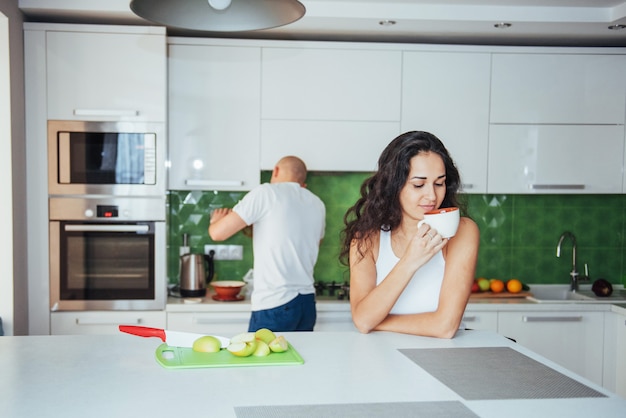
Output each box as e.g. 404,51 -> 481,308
233,182 -> 326,311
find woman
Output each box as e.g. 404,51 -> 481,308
340,131 -> 479,338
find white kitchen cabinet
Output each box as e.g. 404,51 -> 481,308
259,46 -> 402,172
461,310 -> 498,332
603,312 -> 626,398
401,51 -> 491,193
262,47 -> 401,121
491,53 -> 626,124
260,120 -> 398,171
167,312 -> 250,336
42,24 -> 166,122
488,124 -> 625,194
51,311 -> 166,335
168,42 -> 261,191
314,311 -> 357,331
498,311 -> 605,386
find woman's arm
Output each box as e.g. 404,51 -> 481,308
349,224 -> 447,334
374,217 -> 480,338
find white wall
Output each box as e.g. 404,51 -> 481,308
0,11 -> 14,335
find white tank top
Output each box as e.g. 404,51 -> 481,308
376,229 -> 445,314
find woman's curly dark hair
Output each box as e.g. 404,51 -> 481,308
339,131 -> 467,266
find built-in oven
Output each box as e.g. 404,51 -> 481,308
49,196 -> 166,311
48,120 -> 166,197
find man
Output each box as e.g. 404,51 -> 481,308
208,156 -> 326,332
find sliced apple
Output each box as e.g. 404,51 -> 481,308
254,328 -> 277,344
192,335 -> 222,353
252,339 -> 271,357
268,335 -> 289,353
227,332 -> 257,357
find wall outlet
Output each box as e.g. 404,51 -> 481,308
204,244 -> 243,260
228,245 -> 243,260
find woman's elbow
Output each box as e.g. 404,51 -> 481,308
434,328 -> 457,339
432,318 -> 461,339
351,315 -> 375,334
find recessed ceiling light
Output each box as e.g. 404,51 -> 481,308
379,20 -> 397,27
608,24 -> 626,30
494,22 -> 512,29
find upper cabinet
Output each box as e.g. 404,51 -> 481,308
168,42 -> 261,191
490,53 -> 626,125
261,47 -> 401,121
260,46 -> 402,171
488,124 -> 625,194
42,25 -> 166,122
401,51 -> 491,194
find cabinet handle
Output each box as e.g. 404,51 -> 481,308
185,179 -> 244,187
522,315 -> 583,322
462,315 -> 477,322
461,184 -> 474,190
64,224 -> 150,233
530,184 -> 585,190
73,109 -> 139,117
76,318 -> 141,325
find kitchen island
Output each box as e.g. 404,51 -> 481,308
1,330 -> 624,417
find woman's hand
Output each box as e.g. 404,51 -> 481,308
401,224 -> 447,270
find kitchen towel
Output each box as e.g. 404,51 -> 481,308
235,401 -> 478,417
399,346 -> 606,400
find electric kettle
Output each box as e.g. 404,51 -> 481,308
179,251 -> 215,297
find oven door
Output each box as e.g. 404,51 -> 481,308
50,221 -> 166,311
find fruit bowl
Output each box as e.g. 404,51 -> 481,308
210,281 -> 245,299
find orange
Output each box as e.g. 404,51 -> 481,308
507,279 -> 523,294
490,279 -> 505,293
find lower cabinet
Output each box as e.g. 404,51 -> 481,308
51,311 -> 166,335
167,309 -> 356,334
314,311 -> 356,331
167,312 -> 251,336
498,311 -> 605,386
603,312 -> 626,398
461,310 -> 498,332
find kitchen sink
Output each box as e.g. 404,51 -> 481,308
527,285 -> 626,303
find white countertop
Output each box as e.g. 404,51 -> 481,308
167,287 -> 626,316
1,330 -> 623,418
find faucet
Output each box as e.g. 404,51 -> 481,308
556,231 -> 579,292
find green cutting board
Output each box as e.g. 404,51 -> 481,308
155,343 -> 304,369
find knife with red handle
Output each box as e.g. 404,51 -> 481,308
119,325 -> 229,348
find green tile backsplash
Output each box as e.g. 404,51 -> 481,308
168,173 -> 626,287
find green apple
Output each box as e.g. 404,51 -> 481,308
253,339 -> 271,357
254,328 -> 277,344
192,335 -> 222,353
268,335 -> 289,353
477,277 -> 490,292
227,332 -> 258,357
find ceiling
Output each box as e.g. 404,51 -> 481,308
18,0 -> 626,47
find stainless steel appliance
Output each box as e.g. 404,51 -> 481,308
179,252 -> 215,297
49,196 -> 166,311
48,120 -> 166,197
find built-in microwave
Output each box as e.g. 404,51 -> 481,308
48,120 -> 166,196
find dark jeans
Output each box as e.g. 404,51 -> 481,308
248,293 -> 316,332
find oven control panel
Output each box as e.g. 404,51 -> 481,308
49,196 -> 166,222
96,205 -> 119,218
